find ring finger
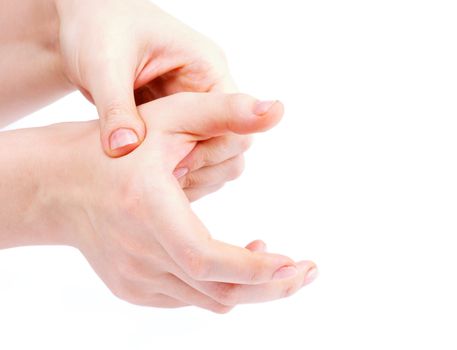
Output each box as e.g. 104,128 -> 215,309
179,155 -> 245,189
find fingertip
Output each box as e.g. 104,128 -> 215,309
245,239 -> 267,252
254,99 -> 284,127
303,266 -> 318,286
253,100 -> 278,116
97,101 -> 146,158
222,94 -> 285,135
231,97 -> 284,134
296,260 -> 318,286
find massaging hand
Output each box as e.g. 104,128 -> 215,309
2,0 -> 251,202
61,93 -> 317,312
55,0 -> 238,158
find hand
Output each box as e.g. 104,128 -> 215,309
174,132 -> 253,202
55,0 -> 238,158
57,92 -> 317,312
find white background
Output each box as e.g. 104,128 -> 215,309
1,0 -> 456,349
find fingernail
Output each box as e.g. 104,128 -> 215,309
253,100 -> 277,116
273,265 -> 298,280
251,240 -> 267,252
110,128 -> 139,150
257,241 -> 267,252
303,266 -> 318,286
173,167 -> 189,179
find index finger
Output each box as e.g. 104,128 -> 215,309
150,181 -> 297,284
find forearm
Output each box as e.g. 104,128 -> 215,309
0,123 -> 89,249
0,0 -> 74,126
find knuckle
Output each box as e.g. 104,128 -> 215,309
245,257 -> 267,283
104,101 -> 130,123
247,267 -> 260,283
197,146 -> 214,168
188,146 -> 212,172
181,246 -> 211,280
281,281 -> 300,299
181,172 -> 199,189
180,175 -> 190,189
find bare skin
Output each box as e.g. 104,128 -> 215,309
0,92 -> 317,312
0,0 -> 240,157
0,0 -> 251,201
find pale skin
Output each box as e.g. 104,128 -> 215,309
0,0 -> 250,196
0,92 -> 317,312
0,0 -> 318,312
1,0 -> 239,156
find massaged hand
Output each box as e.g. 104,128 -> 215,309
52,93 -> 317,312
2,0 -> 251,203
55,0 -> 239,158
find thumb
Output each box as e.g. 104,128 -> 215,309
150,92 -> 284,139
90,69 -> 146,158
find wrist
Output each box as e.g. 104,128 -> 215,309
38,121 -> 100,248
0,126 -> 65,248
0,122 -> 98,249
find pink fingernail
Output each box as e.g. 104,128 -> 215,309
272,265 -> 298,280
303,266 -> 318,286
253,100 -> 277,116
173,167 -> 189,179
110,128 -> 139,150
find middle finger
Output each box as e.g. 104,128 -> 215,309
174,133 -> 252,177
